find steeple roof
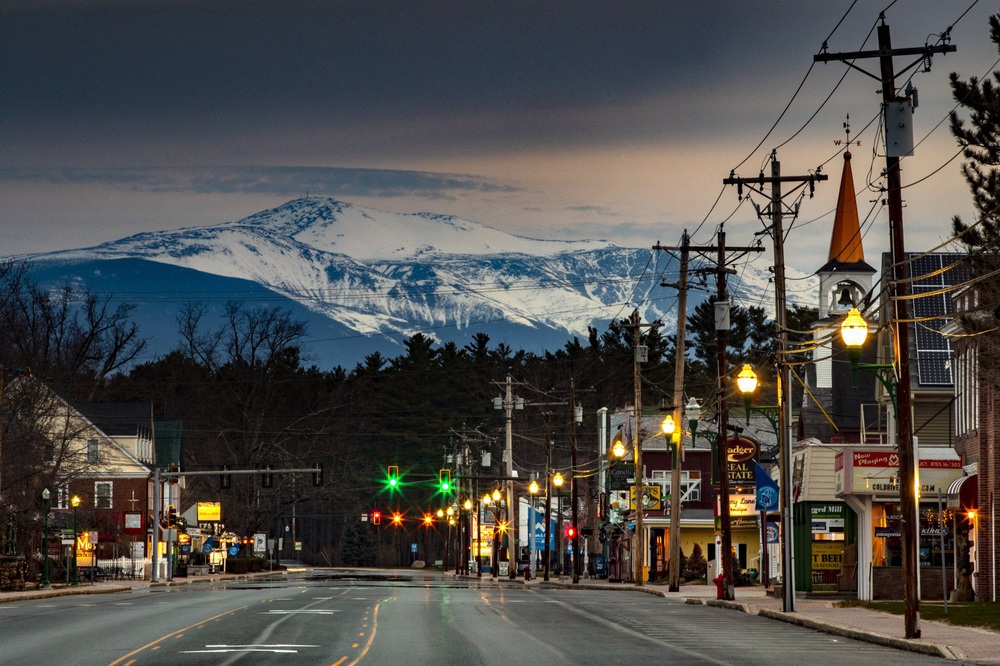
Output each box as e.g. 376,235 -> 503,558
818,150 -> 875,275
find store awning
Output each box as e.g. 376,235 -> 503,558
947,474 -> 977,510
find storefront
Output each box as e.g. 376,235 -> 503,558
793,502 -> 853,593
834,447 -> 964,600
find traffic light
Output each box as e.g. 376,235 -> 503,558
386,465 -> 399,490
312,463 -> 323,487
565,524 -> 576,539
392,513 -> 402,526
438,468 -> 452,493
220,465 -> 231,490
167,504 -> 177,528
423,514 -> 433,526
262,464 -> 273,488
372,510 -> 382,526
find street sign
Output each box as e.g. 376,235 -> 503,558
253,533 -> 266,553
228,545 -> 239,556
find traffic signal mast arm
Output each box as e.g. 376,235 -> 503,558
160,466 -> 321,478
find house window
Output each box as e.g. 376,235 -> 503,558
55,485 -> 69,510
650,470 -> 701,503
86,438 -> 100,463
95,481 -> 113,509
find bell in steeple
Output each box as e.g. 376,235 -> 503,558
837,286 -> 854,307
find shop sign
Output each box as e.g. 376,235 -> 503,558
812,542 -> 844,570
834,448 -> 963,497
728,493 -> 757,516
197,501 -> 222,522
609,462 -> 632,490
629,484 -> 662,511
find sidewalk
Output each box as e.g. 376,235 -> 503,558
3,572 -> 997,663
526,575 -> 1000,664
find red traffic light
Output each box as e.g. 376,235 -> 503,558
372,510 -> 382,525
565,525 -> 576,538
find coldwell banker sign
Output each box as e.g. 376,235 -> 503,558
834,448 -> 963,497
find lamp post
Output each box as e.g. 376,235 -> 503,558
735,366 -> 781,591
491,488 -> 503,578
661,414 -> 680,586
70,495 -> 81,586
553,472 -> 565,576
528,477 -> 540,578
841,308 -> 918,633
41,488 -> 51,589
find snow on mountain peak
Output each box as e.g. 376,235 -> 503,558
232,197 -> 615,260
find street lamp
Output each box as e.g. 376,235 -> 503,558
611,436 -> 626,459
685,398 -> 701,435
528,476 -> 540,578
840,307 -> 869,388
41,488 -> 51,589
736,364 -> 758,424
70,495 -> 81,586
839,306 -> 919,634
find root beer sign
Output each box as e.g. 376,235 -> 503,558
712,436 -> 758,486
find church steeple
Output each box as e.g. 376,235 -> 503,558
827,150 -> 866,265
816,120 -> 875,320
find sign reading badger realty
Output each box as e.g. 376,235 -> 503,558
834,448 -> 963,498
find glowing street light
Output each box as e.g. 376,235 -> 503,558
70,495 -> 81,586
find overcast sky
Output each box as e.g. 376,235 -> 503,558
2,0 -> 998,287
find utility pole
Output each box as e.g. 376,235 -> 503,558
614,309 -> 659,586
654,232 -> 691,592
569,378 -> 581,584
724,153 -> 827,612
655,234 -> 762,600
815,14 -> 955,639
495,376 -> 523,579
714,230 -> 736,601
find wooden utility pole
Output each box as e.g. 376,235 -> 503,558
815,14 -> 955,639
654,233 -> 690,592
724,153 -> 827,612
714,230 -> 737,601
655,234 -> 762,600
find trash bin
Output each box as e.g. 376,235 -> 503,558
589,555 -> 607,578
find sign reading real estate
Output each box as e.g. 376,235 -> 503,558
713,437 -> 758,487
834,448 -> 963,497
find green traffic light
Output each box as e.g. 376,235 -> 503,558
441,481 -> 450,492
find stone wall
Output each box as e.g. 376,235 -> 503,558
872,566 -> 955,601
0,557 -> 26,592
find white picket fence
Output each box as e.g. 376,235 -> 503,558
92,557 -> 147,580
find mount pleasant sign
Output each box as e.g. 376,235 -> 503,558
834,448 -> 963,497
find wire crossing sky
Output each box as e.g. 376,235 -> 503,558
1,1 -> 997,280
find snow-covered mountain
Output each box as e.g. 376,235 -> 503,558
22,197 -> 815,368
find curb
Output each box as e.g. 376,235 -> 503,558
0,585 -> 130,605
755,608 -> 953,660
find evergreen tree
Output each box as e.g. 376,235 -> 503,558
949,13 -> 1000,383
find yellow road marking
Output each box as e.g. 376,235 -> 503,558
106,606 -> 248,666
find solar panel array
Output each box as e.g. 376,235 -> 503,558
907,253 -> 969,386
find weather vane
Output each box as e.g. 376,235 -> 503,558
837,114 -> 861,150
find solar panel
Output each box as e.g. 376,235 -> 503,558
907,253 -> 965,386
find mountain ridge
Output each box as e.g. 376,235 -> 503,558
19,197 -> 814,368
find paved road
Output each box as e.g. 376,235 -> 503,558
0,570 -> 956,665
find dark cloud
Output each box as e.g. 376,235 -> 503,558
0,165 -> 516,198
